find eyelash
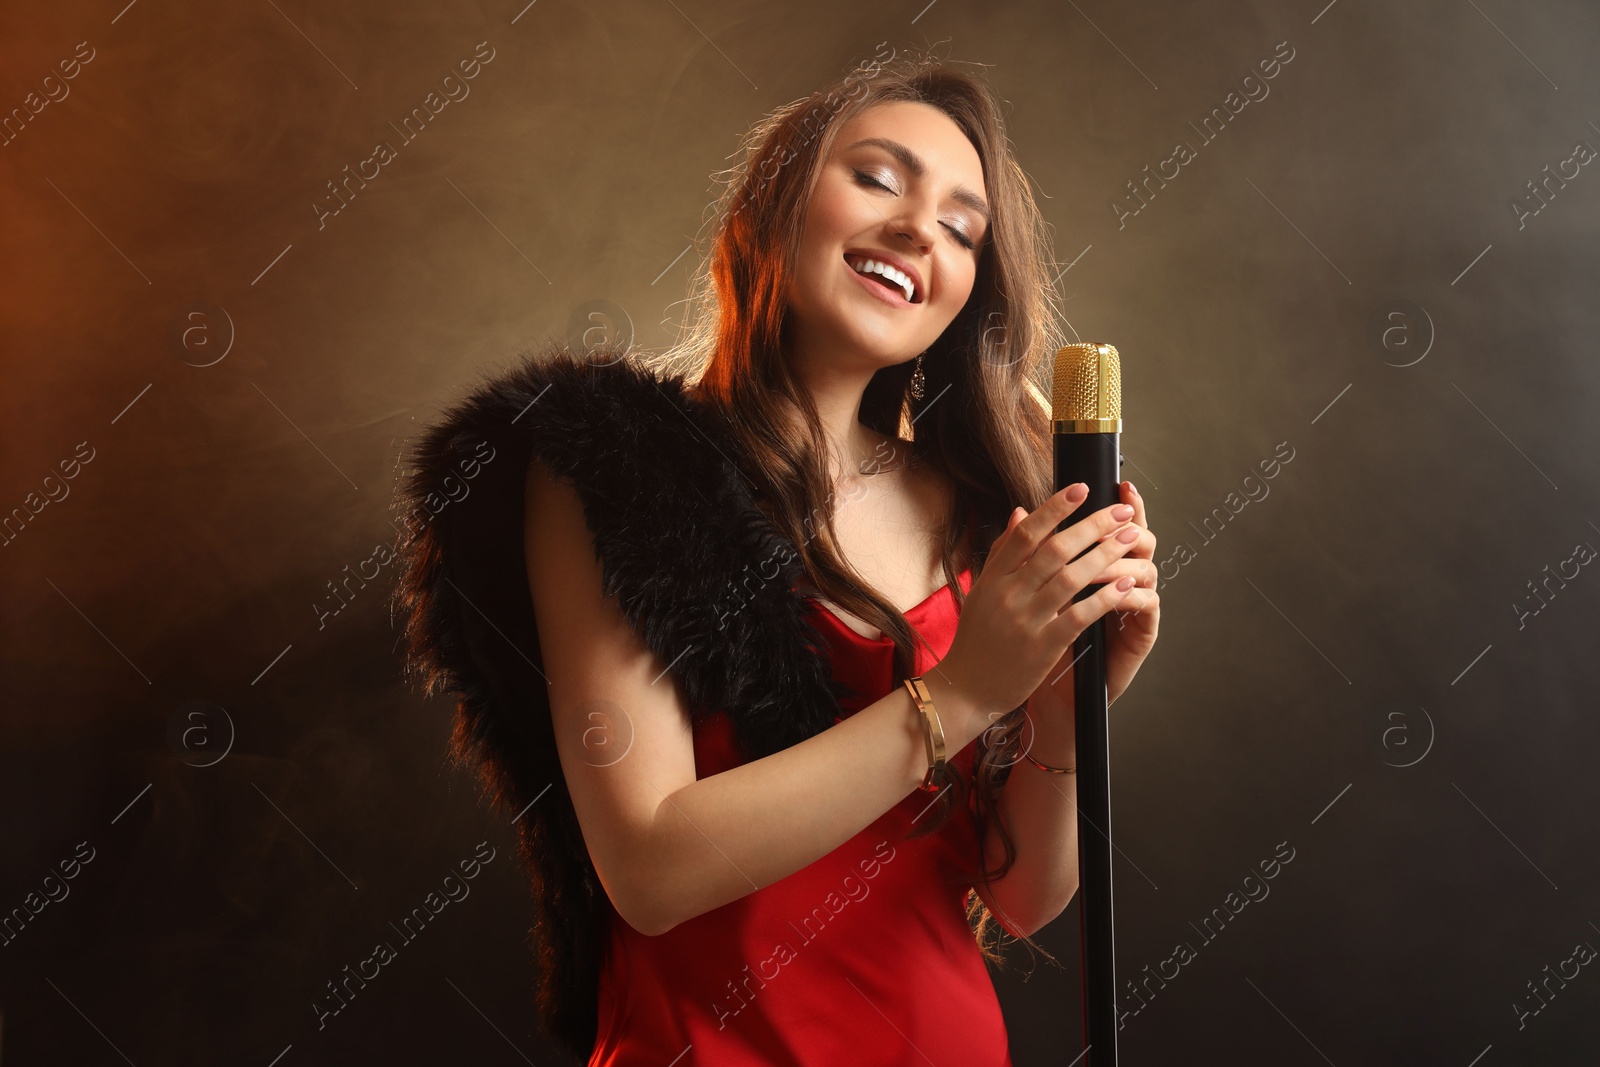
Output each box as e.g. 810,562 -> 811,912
853,170 -> 977,251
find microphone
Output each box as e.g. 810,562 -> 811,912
1051,342 -> 1122,1066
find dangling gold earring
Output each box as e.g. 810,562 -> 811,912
909,352 -> 926,400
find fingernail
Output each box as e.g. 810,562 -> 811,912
1128,482 -> 1139,496
1065,483 -> 1088,503
1111,504 -> 1135,520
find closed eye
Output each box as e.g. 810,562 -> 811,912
852,170 -> 977,251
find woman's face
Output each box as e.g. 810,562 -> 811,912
787,100 -> 990,374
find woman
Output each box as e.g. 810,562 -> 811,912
392,50 -> 1160,1065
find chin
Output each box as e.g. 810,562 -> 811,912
845,336 -> 922,369
830,316 -> 925,361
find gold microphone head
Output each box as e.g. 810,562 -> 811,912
1051,343 -> 1122,432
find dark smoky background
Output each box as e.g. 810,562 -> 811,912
2,0 -> 1598,1063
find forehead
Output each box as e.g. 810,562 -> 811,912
833,100 -> 985,192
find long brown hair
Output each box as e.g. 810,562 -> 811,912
639,47 -> 1072,966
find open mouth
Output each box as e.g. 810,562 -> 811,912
844,253 -> 919,304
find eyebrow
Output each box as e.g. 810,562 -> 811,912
846,136 -> 991,223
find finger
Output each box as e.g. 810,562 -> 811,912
1122,480 -> 1148,531
1046,574 -> 1138,642
989,506 -> 1025,557
1082,558 -> 1158,590
1031,529 -> 1141,625
1107,588 -> 1159,627
1098,522 -> 1155,562
991,484 -> 1087,574
1110,584 -> 1159,612
1020,500 -> 1138,592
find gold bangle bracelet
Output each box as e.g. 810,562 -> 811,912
1022,751 -> 1076,774
903,676 -> 945,791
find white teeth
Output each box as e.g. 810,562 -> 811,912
848,256 -> 916,303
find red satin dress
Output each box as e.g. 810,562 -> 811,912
587,565 -> 1012,1066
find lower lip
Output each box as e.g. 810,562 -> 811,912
845,257 -> 915,307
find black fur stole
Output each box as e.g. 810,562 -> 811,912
389,340 -> 855,1060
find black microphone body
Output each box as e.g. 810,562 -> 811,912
1050,342 -> 1123,1065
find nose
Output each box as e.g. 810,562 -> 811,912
887,198 -> 938,254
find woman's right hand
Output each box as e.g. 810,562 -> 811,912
935,483 -> 1143,723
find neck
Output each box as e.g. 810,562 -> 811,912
785,341 -> 910,483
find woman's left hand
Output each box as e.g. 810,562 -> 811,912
1040,480 -> 1161,709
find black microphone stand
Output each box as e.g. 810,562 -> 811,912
1051,342 -> 1122,1065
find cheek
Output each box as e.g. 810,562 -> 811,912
793,189 -> 862,295
790,236 -> 835,312
808,178 -> 879,244
938,262 -> 978,311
